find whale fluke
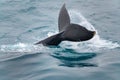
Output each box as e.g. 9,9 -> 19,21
58,4 -> 70,32
35,32 -> 63,46
35,4 -> 96,46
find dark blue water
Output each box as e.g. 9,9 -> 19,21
0,0 -> 120,80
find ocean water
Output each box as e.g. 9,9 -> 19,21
0,0 -> 120,80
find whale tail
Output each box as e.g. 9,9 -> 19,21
35,4 -> 70,46
35,4 -> 96,46
35,32 -> 63,46
58,4 -> 70,32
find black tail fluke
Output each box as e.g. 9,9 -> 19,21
58,4 -> 70,32
35,32 -> 63,46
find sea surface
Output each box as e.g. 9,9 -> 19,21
0,0 -> 120,80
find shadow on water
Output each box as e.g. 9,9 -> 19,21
0,45 -> 98,68
50,47 -> 98,67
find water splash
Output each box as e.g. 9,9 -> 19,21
69,10 -> 119,50
69,10 -> 96,31
48,10 -> 120,52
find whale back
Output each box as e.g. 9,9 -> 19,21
58,4 -> 70,32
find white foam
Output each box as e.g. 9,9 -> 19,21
0,43 -> 49,53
